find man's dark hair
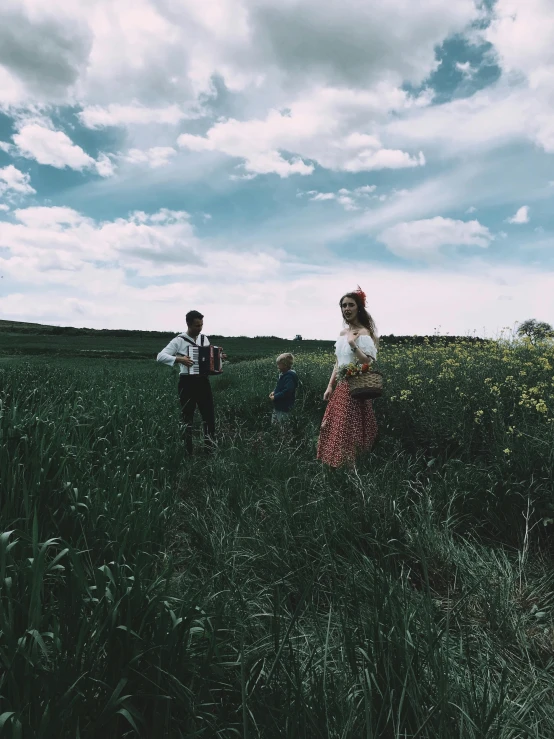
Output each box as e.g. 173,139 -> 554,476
186,310 -> 204,325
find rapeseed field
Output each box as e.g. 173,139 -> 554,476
1,336 -> 553,737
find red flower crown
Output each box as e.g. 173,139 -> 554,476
354,285 -> 367,306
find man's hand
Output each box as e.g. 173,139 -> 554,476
269,392 -> 275,400
176,355 -> 194,367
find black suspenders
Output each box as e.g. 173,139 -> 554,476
180,333 -> 205,347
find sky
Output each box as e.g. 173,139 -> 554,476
0,0 -> 553,340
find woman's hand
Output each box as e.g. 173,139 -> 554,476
345,328 -> 359,348
323,386 -> 333,401
269,392 -> 275,400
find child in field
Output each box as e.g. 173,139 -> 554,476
269,353 -> 298,424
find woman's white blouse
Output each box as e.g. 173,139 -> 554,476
335,334 -> 377,367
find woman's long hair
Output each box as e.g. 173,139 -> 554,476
340,292 -> 379,347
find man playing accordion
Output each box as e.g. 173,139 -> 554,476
157,310 -> 225,456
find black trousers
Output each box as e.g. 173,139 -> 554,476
178,375 -> 215,454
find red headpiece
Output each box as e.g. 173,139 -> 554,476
354,285 -> 367,306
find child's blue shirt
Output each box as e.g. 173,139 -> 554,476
273,369 -> 298,412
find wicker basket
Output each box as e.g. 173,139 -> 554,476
346,369 -> 384,399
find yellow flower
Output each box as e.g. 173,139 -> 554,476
503,448 -> 511,455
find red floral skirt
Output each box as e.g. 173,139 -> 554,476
317,380 -> 378,467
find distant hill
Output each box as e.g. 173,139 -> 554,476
0,319 -> 178,339
0,318 -> 489,362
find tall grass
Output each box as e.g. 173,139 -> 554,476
1,339 -> 554,737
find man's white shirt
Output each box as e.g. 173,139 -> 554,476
156,333 -> 211,375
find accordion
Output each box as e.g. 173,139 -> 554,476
178,335 -> 223,376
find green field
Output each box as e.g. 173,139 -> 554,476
1,331 -> 554,737
0,319 -> 333,363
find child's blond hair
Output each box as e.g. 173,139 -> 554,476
276,352 -> 294,369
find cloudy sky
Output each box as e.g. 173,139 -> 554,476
1,0 -> 553,339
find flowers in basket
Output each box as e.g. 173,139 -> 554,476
337,362 -> 371,382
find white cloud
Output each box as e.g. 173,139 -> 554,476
178,103 -> 425,176
0,206 -> 203,282
337,195 -> 358,211
3,0 -> 447,108
0,0 -> 482,184
0,205 -> 296,290
122,147 -> 177,169
384,85 -> 530,156
95,153 -> 116,177
301,183 -> 381,211
0,0 -> 91,107
235,0 -> 478,91
375,0 -> 554,160
507,206 -> 530,224
0,65 -> 27,107
1,255 -> 554,342
0,165 -> 36,196
76,0 -> 477,107
78,103 -> 196,128
484,0 -> 554,84
10,123 -> 114,177
229,172 -> 258,181
296,185 -> 410,215
8,0 -> 554,185
0,204 -> 9,212
0,141 -> 15,155
456,61 -> 474,77
13,124 -> 93,169
310,193 -> 335,202
14,206 -> 92,230
378,216 -> 493,260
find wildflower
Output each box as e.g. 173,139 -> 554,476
503,448 -> 511,455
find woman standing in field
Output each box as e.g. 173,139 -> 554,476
317,287 -> 378,467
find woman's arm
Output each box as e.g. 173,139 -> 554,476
324,361 -> 338,400
347,332 -> 376,364
351,344 -> 372,364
